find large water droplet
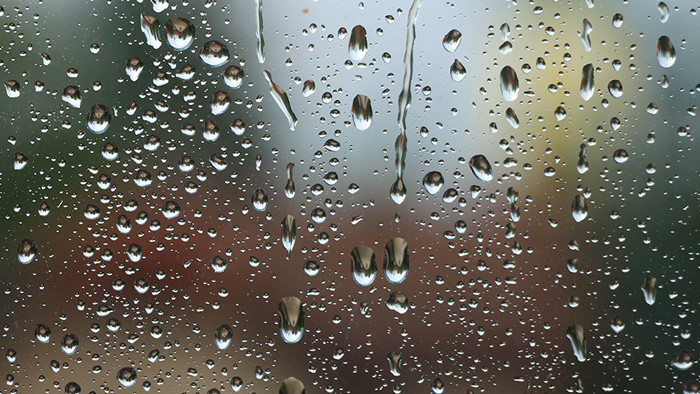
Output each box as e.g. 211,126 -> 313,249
566,324 -> 587,362
214,324 -> 233,350
384,238 -> 409,284
263,70 -> 298,131
422,171 -> 444,195
641,276 -> 657,305
657,36 -> 676,68
580,63 -> 595,101
278,296 -> 304,343
572,194 -> 588,222
442,29 -> 462,52
351,94 -> 372,131
581,18 -> 593,52
348,25 -> 368,61
279,377 -> 306,394
469,154 -> 493,182
200,40 -> 229,67
86,104 -> 111,134
18,239 -> 37,264
350,245 -> 377,286
165,17 -> 194,50
281,214 -> 296,255
117,367 -> 137,387
449,59 -> 466,82
140,14 -> 162,49
62,86 -> 81,108
499,66 -> 519,102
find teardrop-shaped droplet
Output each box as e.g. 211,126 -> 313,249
450,59 -> 466,82
580,63 -> 595,101
252,188 -> 268,211
351,94 -> 372,131
281,214 -> 296,255
223,65 -> 243,88
200,40 -> 229,67
285,163 -> 295,198
35,323 -> 51,343
278,297 -> 304,343
348,25 -> 368,61
140,14 -> 162,49
387,352 -> 402,376
125,57 -> 144,82
61,333 -> 78,355
390,177 -> 407,204
577,144 -> 589,174
658,2 -> 669,23
641,276 -> 657,305
422,171 -> 444,195
469,154 -> 493,182
499,66 -> 519,102
384,237 -> 409,284
18,239 -> 37,264
657,36 -> 676,68
442,29 -> 462,52
302,80 -> 315,97
566,324 -> 587,362
572,194 -> 588,222
350,245 -> 377,286
117,367 -> 137,387
263,70 -> 298,131
581,18 -> 593,52
279,377 -> 306,394
214,324 -> 233,350
165,17 -> 195,51
505,107 -> 519,129
86,104 -> 111,134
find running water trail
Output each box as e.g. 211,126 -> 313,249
392,0 -> 423,204
254,0 -> 265,63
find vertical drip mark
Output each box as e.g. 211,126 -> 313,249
392,0 -> 422,205
254,0 -> 265,63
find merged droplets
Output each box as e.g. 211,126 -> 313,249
140,14 -> 162,49
387,352 -> 402,376
468,154 -> 493,182
566,324 -> 587,362
350,245 -> 377,286
117,367 -> 137,387
441,29 -> 462,52
348,25 -> 368,61
657,36 -> 676,68
86,104 -> 112,134
499,66 -> 519,102
386,292 -> 409,314
277,296 -> 304,343
581,18 -> 593,52
384,238 -> 409,284
165,17 -> 195,51
200,40 -> 229,67
17,239 -> 37,264
351,94 -> 373,131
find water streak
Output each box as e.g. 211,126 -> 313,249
254,0 -> 265,63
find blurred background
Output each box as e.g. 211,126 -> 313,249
0,0 -> 697,392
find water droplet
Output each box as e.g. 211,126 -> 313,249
441,29 -> 462,52
61,333 -> 78,355
263,70 -> 298,131
387,352 -> 402,376
468,154 -> 493,182
302,79 -> 315,97
61,86 -> 81,108
252,189 -> 268,211
384,238 -> 409,284
422,171 -> 444,195
386,292 -> 409,314
125,57 -> 144,82
566,324 -> 587,362
161,200 -> 180,219
140,14 -> 162,49
214,324 -> 233,350
279,377 -> 306,394
18,239 -> 37,264
658,2 -> 669,23
642,276 -> 657,305
223,65 -> 243,88
350,245 -> 377,286
449,59 -> 466,82
200,40 -> 229,67
612,13 -> 623,28
281,214 -> 296,255
285,163 -> 295,198
608,80 -> 623,98
571,194 -> 588,222
613,149 -> 628,163
499,66 -> 519,102
210,91 -> 230,115
86,104 -> 111,134
351,94 -> 372,131
117,366 -> 137,387
348,25 -> 368,61
657,36 -> 676,68
581,18 -> 593,52
35,323 -> 51,343
165,17 -> 195,51
278,296 -> 304,343
580,63 -> 595,101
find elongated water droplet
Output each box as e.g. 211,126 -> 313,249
657,36 -> 676,68
285,163 -> 295,198
499,66 -> 519,102
505,107 -> 519,129
580,63 -> 595,101
279,377 -> 305,394
200,40 -> 229,67
348,25 -> 368,61
608,79 -> 623,98
442,29 -> 461,52
449,59 -> 466,82
281,214 -> 296,255
581,18 -> 593,52
658,2 -> 669,23
350,245 -> 377,286
253,0 -> 265,63
566,324 -> 587,362
214,324 -> 233,350
572,194 -> 588,222
278,296 -> 304,343
577,144 -> 589,174
263,70 -> 298,131
165,17 -> 194,50
469,154 -> 493,182
351,94 -> 372,131
86,104 -> 111,134
387,352 -> 402,376
140,14 -> 162,49
302,80 -> 315,97
384,237 -> 409,284
612,13 -> 623,28
642,276 -> 657,305
210,91 -> 230,115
